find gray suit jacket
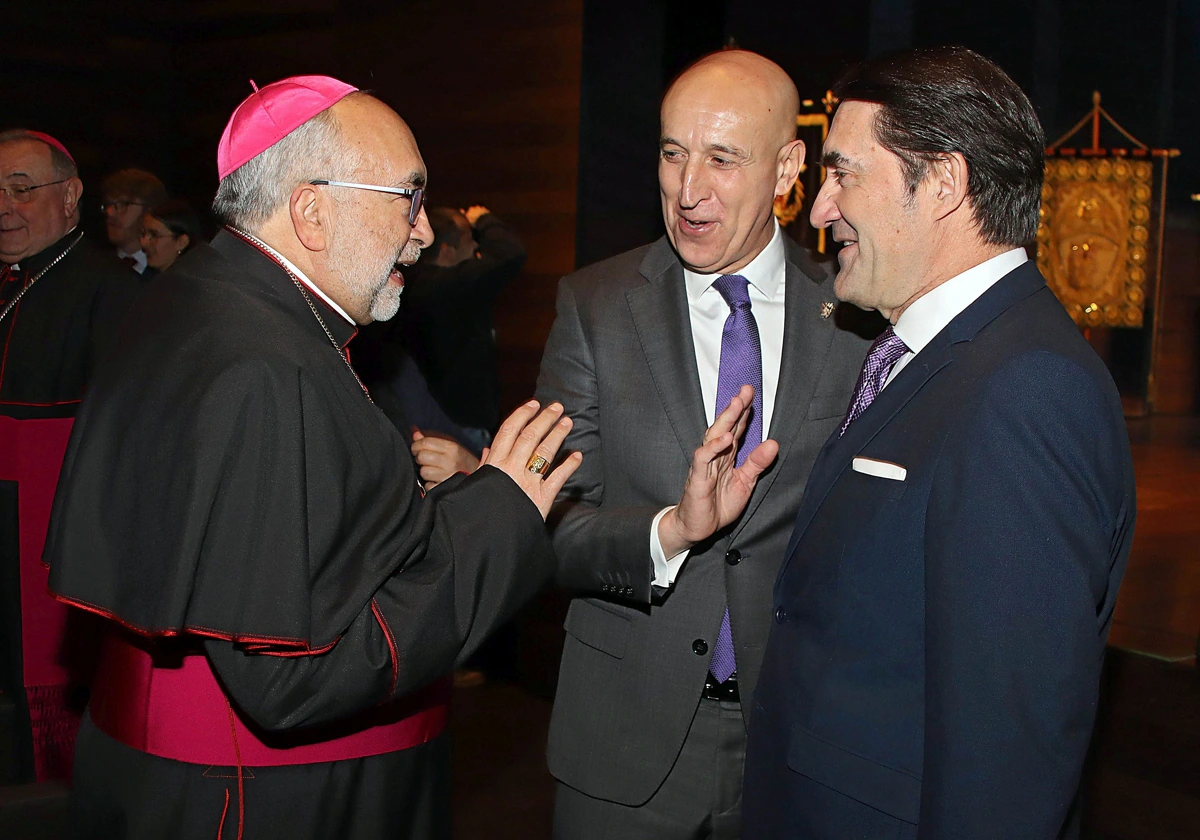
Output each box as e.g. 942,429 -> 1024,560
536,235 -> 874,805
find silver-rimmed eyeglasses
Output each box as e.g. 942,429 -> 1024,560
309,179 -> 425,225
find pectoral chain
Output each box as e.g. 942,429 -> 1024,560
0,230 -> 85,327
224,226 -> 373,404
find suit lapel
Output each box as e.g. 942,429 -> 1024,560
781,352 -> 951,565
778,260 -> 1049,576
733,240 -> 837,537
626,240 -> 708,461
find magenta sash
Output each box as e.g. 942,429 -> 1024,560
89,632 -> 449,767
0,415 -> 79,782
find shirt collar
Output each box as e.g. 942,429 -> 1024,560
117,246 -> 147,271
893,247 -> 1028,356
683,221 -> 786,303
236,231 -> 356,326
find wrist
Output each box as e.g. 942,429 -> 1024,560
657,507 -> 693,558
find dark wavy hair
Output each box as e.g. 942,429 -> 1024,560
833,46 -> 1044,246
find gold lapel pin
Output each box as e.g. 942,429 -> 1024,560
820,301 -> 835,319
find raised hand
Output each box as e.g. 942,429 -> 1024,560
462,205 -> 490,226
481,400 -> 583,519
411,428 -> 480,489
657,385 -> 779,557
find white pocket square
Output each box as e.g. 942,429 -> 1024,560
852,456 -> 907,482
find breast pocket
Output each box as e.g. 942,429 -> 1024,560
788,725 -> 921,824
563,599 -> 631,659
845,457 -> 909,503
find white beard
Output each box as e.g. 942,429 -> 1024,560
368,235 -> 423,322
368,279 -> 402,322
327,232 -> 402,323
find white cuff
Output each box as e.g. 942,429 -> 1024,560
650,506 -> 690,588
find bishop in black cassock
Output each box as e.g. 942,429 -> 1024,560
44,77 -> 577,839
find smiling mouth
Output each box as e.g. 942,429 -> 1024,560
679,215 -> 716,235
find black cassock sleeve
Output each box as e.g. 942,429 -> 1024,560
204,465 -> 554,733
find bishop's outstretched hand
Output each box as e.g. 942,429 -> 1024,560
481,400 -> 582,520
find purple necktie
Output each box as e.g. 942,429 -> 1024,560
838,326 -> 910,437
709,274 -> 762,684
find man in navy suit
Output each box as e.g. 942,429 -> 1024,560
742,47 -> 1136,839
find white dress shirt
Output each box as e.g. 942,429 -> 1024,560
649,222 -> 787,587
886,247 -> 1028,389
117,247 -> 149,275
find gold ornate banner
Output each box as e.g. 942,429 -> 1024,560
1038,156 -> 1153,327
1038,92 -> 1179,330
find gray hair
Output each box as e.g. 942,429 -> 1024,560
212,98 -> 361,232
0,129 -> 78,179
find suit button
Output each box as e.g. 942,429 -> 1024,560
725,549 -> 741,566
692,639 -> 708,656
774,607 -> 788,624
624,587 -> 634,596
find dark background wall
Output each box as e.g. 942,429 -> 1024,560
576,0 -> 1200,411
578,0 -> 1200,264
6,0 -> 1199,412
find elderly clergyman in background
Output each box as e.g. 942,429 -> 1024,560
0,130 -> 140,411
0,130 -> 139,783
45,76 -> 584,840
743,47 -> 1135,840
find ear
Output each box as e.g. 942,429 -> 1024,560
289,183 -> 329,253
176,233 -> 191,252
62,177 -> 83,219
928,152 -> 968,222
774,139 -> 806,198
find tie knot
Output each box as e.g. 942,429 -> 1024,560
870,326 -> 909,366
712,274 -> 751,310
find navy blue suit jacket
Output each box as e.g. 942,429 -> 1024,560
743,262 -> 1136,839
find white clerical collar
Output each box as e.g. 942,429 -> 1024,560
684,221 -> 786,303
893,247 -> 1028,356
238,231 -> 355,325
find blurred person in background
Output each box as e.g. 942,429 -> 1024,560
100,168 -> 167,274
401,204 -> 525,451
139,198 -> 202,277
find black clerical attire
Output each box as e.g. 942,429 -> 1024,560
0,231 -> 139,783
0,230 -> 140,416
401,213 -> 525,432
44,230 -> 555,839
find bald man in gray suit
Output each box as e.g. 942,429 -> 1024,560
537,50 -> 874,839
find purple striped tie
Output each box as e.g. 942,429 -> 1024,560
838,326 -> 909,437
708,274 -> 761,684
